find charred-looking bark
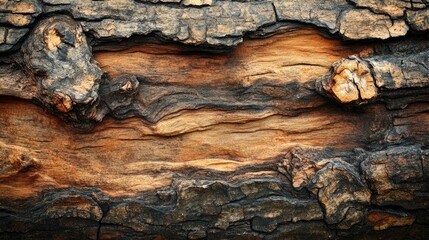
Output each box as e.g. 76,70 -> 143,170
1,0 -> 429,239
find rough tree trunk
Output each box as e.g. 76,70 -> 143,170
1,0 -> 429,239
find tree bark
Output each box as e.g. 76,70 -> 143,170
1,0 -> 429,239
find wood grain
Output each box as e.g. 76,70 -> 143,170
1,14 -> 429,238
95,28 -> 371,86
1,95 -> 428,200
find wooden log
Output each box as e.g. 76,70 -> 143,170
0,1 -> 429,239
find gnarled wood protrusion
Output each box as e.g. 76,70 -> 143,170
21,15 -> 102,116
317,37 -> 429,107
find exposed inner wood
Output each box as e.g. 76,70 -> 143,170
0,29 -> 380,200
2,93 -> 428,200
95,28 -> 371,86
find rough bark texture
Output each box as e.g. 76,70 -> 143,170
1,0 -> 429,239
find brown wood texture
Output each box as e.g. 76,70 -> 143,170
1,1 -> 429,239
95,28 -> 369,86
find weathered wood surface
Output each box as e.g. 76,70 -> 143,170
1,0 -> 429,239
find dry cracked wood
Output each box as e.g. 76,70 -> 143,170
1,1 -> 429,240
1,0 -> 429,52
317,36 -> 429,106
